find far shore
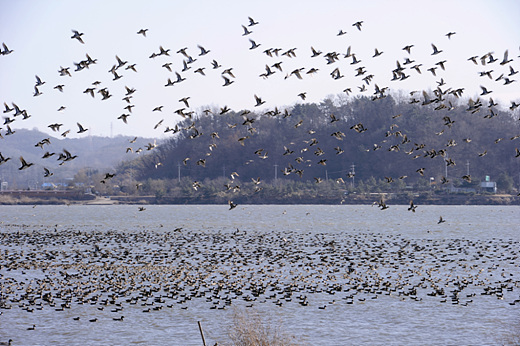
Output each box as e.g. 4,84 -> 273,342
0,190 -> 519,206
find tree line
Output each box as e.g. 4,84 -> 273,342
75,93 -> 520,200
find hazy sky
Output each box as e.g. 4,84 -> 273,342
1,0 -> 519,139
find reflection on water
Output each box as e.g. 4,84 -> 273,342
0,205 -> 519,345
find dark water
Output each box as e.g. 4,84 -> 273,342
0,204 -> 519,345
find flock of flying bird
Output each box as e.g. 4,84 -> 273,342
0,16 -> 519,211
1,16 -> 520,345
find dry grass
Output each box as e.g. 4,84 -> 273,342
226,308 -> 302,346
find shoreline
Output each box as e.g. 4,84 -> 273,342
0,191 -> 519,206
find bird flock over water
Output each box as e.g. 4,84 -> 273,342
0,17 -> 519,212
1,15 -> 520,344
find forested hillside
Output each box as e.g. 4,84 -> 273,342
112,93 -> 520,200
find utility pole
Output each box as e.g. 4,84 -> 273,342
274,164 -> 278,181
466,160 -> 470,176
350,163 -> 355,188
177,162 -> 181,183
325,170 -> 328,182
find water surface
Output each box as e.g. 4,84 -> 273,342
1,205 -> 519,345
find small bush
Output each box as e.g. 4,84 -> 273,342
227,308 -> 301,346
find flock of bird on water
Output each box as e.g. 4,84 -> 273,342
0,16 -> 519,344
0,224 -> 519,343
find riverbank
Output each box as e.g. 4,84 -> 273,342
1,190 -> 519,205
0,190 -> 96,205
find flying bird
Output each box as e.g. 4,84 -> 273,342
33,86 -> 42,97
431,43 -> 442,55
43,167 -> 53,177
222,76 -> 234,86
137,29 -> 148,37
35,75 -> 45,86
77,122 -> 88,133
197,45 -> 210,56
373,48 -> 383,57
0,152 -> 11,165
254,94 -> 265,107
1,42 -> 13,55
241,25 -> 252,36
71,30 -> 84,43
352,21 -> 363,31
480,86 -> 492,96
211,59 -> 222,69
249,39 -> 261,50
402,45 -> 414,54
18,156 -> 34,170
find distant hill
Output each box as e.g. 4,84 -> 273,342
0,128 -> 154,189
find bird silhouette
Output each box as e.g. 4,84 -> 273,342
18,156 -> 34,170
445,31 -> 456,39
1,43 -> 13,55
222,76 -> 234,86
254,95 -> 265,107
480,86 -> 492,96
241,25 -> 252,36
249,39 -> 261,50
77,122 -> 88,133
352,21 -> 363,31
431,43 -> 442,55
0,152 -> 11,165
71,30 -> 84,43
43,167 -> 53,177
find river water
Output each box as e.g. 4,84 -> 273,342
0,204 -> 519,345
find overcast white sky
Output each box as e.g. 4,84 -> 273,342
1,0 -> 519,139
